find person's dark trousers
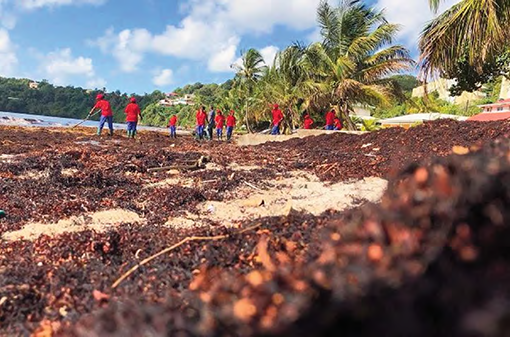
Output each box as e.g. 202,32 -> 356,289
207,123 -> 215,140
98,116 -> 114,136
196,125 -> 205,139
271,125 -> 280,135
226,126 -> 233,141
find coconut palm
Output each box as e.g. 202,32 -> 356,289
420,0 -> 510,78
255,44 -> 312,134
231,48 -> 268,132
304,0 -> 414,130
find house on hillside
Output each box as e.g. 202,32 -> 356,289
29,81 -> 39,89
158,93 -> 196,107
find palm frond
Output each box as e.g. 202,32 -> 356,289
420,0 -> 509,77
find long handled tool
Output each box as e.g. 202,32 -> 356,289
72,111 -> 100,128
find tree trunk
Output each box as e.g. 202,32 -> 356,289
282,107 -> 293,135
336,103 -> 357,131
245,102 -> 252,133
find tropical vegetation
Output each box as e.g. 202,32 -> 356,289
420,0 -> 510,93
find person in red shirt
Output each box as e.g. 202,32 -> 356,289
303,113 -> 314,129
196,106 -> 207,140
88,93 -> 114,136
168,114 -> 178,138
124,97 -> 142,139
215,109 -> 225,140
271,104 -> 284,135
334,117 -> 343,130
325,109 -> 336,130
226,110 -> 236,141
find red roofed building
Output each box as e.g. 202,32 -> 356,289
469,99 -> 510,121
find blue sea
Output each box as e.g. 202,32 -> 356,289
0,111 -> 166,132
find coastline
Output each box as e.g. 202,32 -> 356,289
0,110 -> 173,133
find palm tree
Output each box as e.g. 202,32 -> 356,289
231,49 -> 268,132
420,0 -> 510,79
304,0 -> 414,130
255,44 -> 311,134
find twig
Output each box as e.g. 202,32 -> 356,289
322,163 -> 338,175
111,222 -> 263,289
243,181 -> 261,190
201,179 -> 218,184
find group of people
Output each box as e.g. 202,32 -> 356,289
88,93 -> 343,140
190,106 -> 237,141
88,93 -> 142,138
269,104 -> 343,134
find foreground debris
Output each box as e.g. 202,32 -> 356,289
55,138 -> 510,337
0,120 -> 510,335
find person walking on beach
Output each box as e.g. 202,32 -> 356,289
271,104 -> 284,135
207,106 -> 216,140
325,109 -> 336,130
168,114 -> 178,138
124,97 -> 142,139
88,93 -> 114,136
226,110 -> 236,141
215,109 -> 225,140
303,113 -> 314,129
196,106 -> 207,140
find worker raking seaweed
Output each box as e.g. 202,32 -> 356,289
334,116 -> 343,130
124,97 -> 142,139
226,109 -> 236,141
168,114 -> 178,138
215,109 -> 225,141
196,106 -> 207,140
303,113 -> 314,129
271,104 -> 284,135
325,109 -> 336,130
88,93 -> 114,136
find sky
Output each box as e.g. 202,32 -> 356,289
0,0 -> 459,95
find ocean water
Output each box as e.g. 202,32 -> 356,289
0,111 -> 166,132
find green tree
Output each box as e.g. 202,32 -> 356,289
231,48 -> 268,132
304,1 -> 415,130
421,0 -> 510,90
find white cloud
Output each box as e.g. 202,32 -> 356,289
92,28 -> 149,72
38,48 -> 97,86
153,68 -> 173,86
375,0 -> 461,46
260,45 -> 279,67
93,0 -> 325,74
207,40 -> 239,72
0,28 -> 17,76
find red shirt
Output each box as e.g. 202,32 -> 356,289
124,103 -> 141,122
272,109 -> 284,126
226,115 -> 236,127
325,111 -> 335,126
303,115 -> 314,129
168,115 -> 177,127
215,114 -> 225,128
196,110 -> 206,126
334,118 -> 343,129
94,99 -> 113,117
